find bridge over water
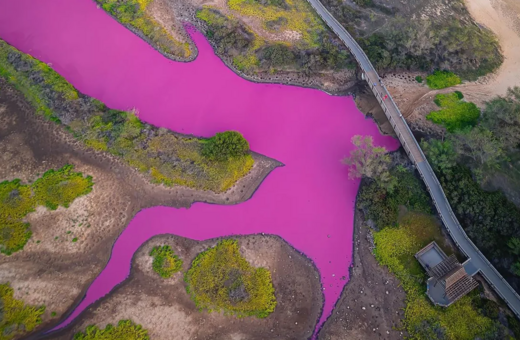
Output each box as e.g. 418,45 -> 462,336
305,0 -> 520,318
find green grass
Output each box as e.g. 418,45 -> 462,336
427,93 -> 480,132
373,212 -> 496,339
0,165 -> 92,255
185,239 -> 277,318
426,71 -> 462,89
150,245 -> 183,278
0,283 -> 45,340
0,39 -> 254,193
73,320 -> 149,340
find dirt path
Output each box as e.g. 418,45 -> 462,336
464,0 -> 520,97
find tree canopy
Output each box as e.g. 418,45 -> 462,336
342,135 -> 395,191
202,131 -> 250,161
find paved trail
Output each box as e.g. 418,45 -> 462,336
304,0 -> 520,318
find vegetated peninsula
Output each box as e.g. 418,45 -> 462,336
94,0 -> 502,93
0,39 -> 253,193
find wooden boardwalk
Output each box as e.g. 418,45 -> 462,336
305,0 -> 520,318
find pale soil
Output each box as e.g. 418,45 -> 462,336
383,0 -> 520,128
0,81 -> 280,336
318,211 -> 406,340
464,0 -> 520,97
51,235 -> 323,340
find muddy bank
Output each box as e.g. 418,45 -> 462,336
0,81 -> 280,336
47,235 -> 323,340
318,211 -> 406,340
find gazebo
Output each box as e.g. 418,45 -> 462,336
415,241 -> 479,306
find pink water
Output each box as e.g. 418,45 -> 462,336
0,0 -> 398,337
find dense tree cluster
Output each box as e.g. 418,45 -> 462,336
202,131 -> 250,161
421,87 -> 520,287
322,0 -> 502,79
197,8 -> 355,74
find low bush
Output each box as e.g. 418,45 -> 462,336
373,212 -> 496,339
73,320 -> 149,340
95,0 -> 189,58
357,166 -> 431,229
426,71 -> 462,89
185,239 -> 276,318
202,131 -> 250,161
0,165 -> 92,255
415,75 -> 423,83
150,245 -> 183,278
32,164 -> 93,210
0,39 -> 253,193
427,93 -> 480,132
196,7 -> 354,75
0,283 -> 45,340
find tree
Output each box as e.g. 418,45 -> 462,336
342,135 -> 395,191
202,131 -> 250,161
481,86 -> 520,151
421,139 -> 457,173
448,127 -> 505,172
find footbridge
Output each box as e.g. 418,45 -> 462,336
304,0 -> 520,317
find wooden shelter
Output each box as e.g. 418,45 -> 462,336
415,242 -> 479,307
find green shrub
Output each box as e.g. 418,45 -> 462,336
149,245 -> 183,278
0,179 -> 35,222
438,165 -> 520,278
0,221 -> 32,256
427,93 -> 480,132
415,75 -> 423,83
426,71 -> 462,89
94,0 -> 189,58
0,165 -> 92,255
0,40 -> 254,193
185,239 -> 276,318
373,213 -> 496,339
73,320 -> 149,340
454,90 -> 464,100
0,283 -> 45,340
202,131 -> 250,161
32,164 -> 93,210
357,167 -> 431,229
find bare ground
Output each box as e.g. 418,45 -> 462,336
0,81 -> 281,337
318,211 -> 406,340
384,0 -> 520,128
48,235 -> 323,340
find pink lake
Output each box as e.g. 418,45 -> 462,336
0,0 -> 398,338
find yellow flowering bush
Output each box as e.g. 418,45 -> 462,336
228,0 -> 325,46
0,283 -> 45,340
0,165 -> 93,255
185,239 -> 277,318
373,212 -> 495,339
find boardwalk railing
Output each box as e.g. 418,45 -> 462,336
305,0 -> 520,318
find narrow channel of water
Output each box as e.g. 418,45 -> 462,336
0,0 -> 398,337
